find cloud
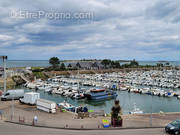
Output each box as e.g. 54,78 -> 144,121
0,34 -> 13,41
0,0 -> 179,60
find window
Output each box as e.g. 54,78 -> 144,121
171,120 -> 180,126
5,93 -> 10,96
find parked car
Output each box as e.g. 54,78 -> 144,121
1,89 -> 24,101
165,119 -> 180,135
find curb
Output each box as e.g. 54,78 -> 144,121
5,120 -> 164,131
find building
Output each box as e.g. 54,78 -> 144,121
67,61 -> 104,70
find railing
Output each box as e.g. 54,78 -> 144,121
10,72 -> 30,82
4,114 -> 46,127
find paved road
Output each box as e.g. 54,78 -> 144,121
0,121 -> 169,135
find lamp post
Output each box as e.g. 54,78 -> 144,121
12,92 -> 14,119
150,87 -> 153,126
0,56 -> 8,93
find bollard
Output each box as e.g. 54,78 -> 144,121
64,124 -> 68,128
98,125 -> 100,128
81,125 -> 84,129
0,111 -> 2,120
19,116 -> 24,123
32,119 -> 34,126
23,117 -> 25,123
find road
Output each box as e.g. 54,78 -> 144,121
0,121 -> 169,135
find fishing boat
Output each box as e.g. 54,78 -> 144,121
84,88 -> 117,101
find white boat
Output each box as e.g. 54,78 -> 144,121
44,87 -> 52,92
164,91 -> 174,97
72,92 -> 85,99
58,101 -> 75,111
37,86 -> 45,90
120,86 -> 128,91
62,89 -> 76,96
129,103 -> 143,114
26,82 -> 36,89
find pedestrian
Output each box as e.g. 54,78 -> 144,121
34,115 -> 38,124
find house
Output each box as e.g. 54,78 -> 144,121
66,61 -> 104,70
91,61 -> 104,69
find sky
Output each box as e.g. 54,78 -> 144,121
0,0 -> 180,61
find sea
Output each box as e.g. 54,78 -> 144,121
0,60 -> 180,68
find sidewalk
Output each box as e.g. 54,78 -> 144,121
1,101 -> 179,129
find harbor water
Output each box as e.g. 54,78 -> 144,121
26,88 -> 180,114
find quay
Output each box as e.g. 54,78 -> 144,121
0,100 -> 179,129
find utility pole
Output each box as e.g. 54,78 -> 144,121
0,56 -> 8,93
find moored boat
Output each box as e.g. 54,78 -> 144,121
84,88 -> 117,100
129,103 -> 143,114
58,101 -> 75,112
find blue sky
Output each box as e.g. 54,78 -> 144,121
0,0 -> 180,60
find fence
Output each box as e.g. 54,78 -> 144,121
4,114 -> 46,127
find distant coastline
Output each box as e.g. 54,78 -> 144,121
1,60 -> 180,68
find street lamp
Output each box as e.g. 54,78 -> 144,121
150,87 -> 153,126
0,56 -> 8,93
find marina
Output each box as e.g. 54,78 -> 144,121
22,69 -> 180,114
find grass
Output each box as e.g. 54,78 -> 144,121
32,72 -> 48,79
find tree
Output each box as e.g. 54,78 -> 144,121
49,57 -> 60,68
110,61 -> 115,68
165,62 -> 170,66
157,63 -> 164,67
130,59 -> 139,67
114,61 -> 121,68
76,62 -> 81,69
101,59 -> 111,68
60,63 -> 66,70
67,64 -> 72,68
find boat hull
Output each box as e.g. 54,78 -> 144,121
84,92 -> 117,101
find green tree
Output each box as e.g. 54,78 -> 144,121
165,62 -> 170,66
114,61 -> 121,68
49,57 -> 60,68
110,61 -> 120,68
76,62 -> 81,68
157,63 -> 164,67
67,64 -> 72,68
110,61 -> 115,68
130,59 -> 139,67
60,63 -> 66,70
101,59 -> 111,68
